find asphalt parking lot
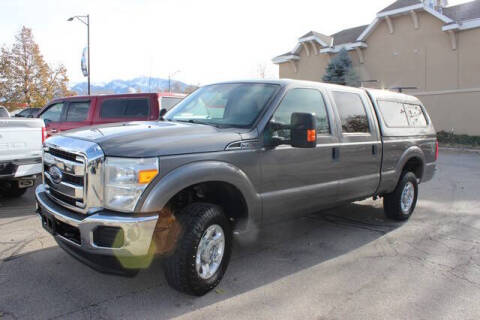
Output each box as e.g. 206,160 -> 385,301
0,149 -> 479,320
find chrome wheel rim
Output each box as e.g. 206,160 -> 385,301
400,181 -> 415,213
195,224 -> 225,280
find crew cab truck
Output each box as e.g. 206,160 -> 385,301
37,92 -> 185,136
35,80 -> 437,296
1,118 -> 45,197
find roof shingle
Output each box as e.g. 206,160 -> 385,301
331,25 -> 368,45
378,0 -> 422,13
443,0 -> 480,21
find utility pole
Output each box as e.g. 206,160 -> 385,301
68,14 -> 91,95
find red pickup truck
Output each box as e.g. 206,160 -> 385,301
37,92 -> 185,136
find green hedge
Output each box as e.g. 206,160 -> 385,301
437,131 -> 480,147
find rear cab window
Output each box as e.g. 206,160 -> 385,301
99,98 -> 150,119
377,100 -> 428,128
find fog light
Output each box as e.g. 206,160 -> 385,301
93,226 -> 125,248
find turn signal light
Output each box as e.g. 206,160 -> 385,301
435,140 -> 439,161
138,169 -> 158,184
307,129 -> 316,142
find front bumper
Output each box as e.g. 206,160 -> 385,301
35,184 -> 159,273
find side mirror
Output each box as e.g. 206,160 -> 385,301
290,112 -> 317,148
159,108 -> 167,120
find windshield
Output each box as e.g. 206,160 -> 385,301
165,83 -> 279,128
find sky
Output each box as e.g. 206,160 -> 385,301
0,0 -> 471,87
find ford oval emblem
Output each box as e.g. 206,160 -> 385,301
48,166 -> 63,184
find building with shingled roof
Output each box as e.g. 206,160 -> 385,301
273,0 -> 480,135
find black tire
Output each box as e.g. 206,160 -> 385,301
163,203 -> 232,296
0,182 -> 27,198
383,172 -> 418,221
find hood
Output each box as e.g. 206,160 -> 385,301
61,121 -> 243,157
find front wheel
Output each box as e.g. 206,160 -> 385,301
383,172 -> 418,221
163,203 -> 232,296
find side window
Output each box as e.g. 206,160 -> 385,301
65,101 -> 90,121
404,104 -> 427,127
377,100 -> 409,127
160,97 -> 183,111
100,98 -> 150,119
333,91 -> 370,133
271,88 -> 330,139
40,103 -> 64,122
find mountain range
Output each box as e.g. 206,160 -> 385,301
71,77 -> 190,95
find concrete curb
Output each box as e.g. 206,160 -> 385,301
439,146 -> 480,154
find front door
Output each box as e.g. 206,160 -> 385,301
39,102 -> 65,137
260,88 -> 340,219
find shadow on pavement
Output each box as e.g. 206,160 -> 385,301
0,202 -> 402,319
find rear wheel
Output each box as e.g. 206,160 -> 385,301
0,181 -> 27,198
383,172 -> 418,221
163,203 -> 232,296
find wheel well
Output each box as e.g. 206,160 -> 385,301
403,157 -> 424,180
166,181 -> 248,231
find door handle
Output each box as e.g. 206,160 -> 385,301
372,144 -> 377,155
332,147 -> 340,160
50,129 -> 58,133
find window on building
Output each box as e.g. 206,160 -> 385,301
333,91 -> 370,133
377,100 -> 410,127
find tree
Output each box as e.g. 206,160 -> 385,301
322,48 -> 360,87
0,26 -> 74,109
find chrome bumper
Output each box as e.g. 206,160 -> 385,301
35,184 -> 158,258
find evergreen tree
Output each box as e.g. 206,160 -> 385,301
0,26 -> 74,109
322,48 -> 360,87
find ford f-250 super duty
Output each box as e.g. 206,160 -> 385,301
1,118 -> 45,197
35,80 -> 437,296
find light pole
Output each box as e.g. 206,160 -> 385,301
67,15 -> 90,95
168,70 -> 181,93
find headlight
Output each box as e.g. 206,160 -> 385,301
104,157 -> 159,212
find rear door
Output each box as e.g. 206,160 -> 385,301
330,90 -> 382,202
38,102 -> 65,136
93,96 -> 153,125
58,100 -> 93,132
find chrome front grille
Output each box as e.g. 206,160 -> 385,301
42,135 -> 105,215
43,147 -> 87,212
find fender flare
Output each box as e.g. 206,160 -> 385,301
136,161 -> 261,225
393,146 -> 425,184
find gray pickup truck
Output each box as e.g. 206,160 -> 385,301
36,80 -> 437,295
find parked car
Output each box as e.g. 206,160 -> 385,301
0,106 -> 10,118
14,107 -> 41,118
35,80 -> 437,296
37,92 -> 185,136
1,118 -> 45,197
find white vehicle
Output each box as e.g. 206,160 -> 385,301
0,118 -> 45,197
